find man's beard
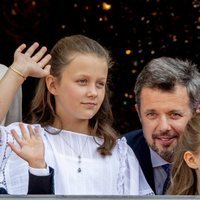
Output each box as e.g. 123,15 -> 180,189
148,131 -> 179,162
149,139 -> 176,162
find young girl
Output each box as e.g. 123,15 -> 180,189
0,35 -> 153,195
167,113 -> 200,195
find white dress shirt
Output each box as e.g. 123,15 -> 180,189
0,123 -> 154,195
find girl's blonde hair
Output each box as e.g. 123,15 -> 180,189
167,114 -> 200,195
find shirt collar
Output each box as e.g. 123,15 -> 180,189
150,148 -> 169,168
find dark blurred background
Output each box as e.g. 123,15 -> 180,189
0,0 -> 199,134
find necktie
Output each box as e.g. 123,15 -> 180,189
162,164 -> 171,194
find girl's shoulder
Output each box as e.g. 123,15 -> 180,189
4,122 -> 42,131
116,136 -> 128,155
116,136 -> 139,162
1,122 -> 44,138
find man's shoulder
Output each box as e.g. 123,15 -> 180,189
124,129 -> 144,141
123,129 -> 149,152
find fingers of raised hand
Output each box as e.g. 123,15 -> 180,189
8,140 -> 21,156
31,46 -> 48,63
10,129 -> 23,147
33,128 -> 43,146
28,125 -> 35,139
12,124 -> 40,145
37,54 -> 51,68
24,42 -> 40,57
15,42 -> 51,66
19,123 -> 30,141
15,44 -> 27,54
28,125 -> 42,142
23,43 -> 51,64
34,127 -> 41,139
13,43 -> 51,78
42,64 -> 51,76
31,55 -> 51,78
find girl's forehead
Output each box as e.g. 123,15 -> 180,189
66,52 -> 107,61
60,54 -> 108,77
65,54 -> 108,68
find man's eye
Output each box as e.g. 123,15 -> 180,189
146,113 -> 157,119
171,113 -> 182,119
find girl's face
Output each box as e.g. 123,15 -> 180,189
47,53 -> 108,123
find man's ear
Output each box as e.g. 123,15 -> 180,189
184,151 -> 198,169
46,75 -> 58,95
196,104 -> 200,113
135,104 -> 141,122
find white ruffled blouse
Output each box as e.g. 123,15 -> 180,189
0,123 -> 153,195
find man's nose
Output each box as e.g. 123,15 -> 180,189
158,116 -> 171,132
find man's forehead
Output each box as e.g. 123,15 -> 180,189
139,87 -> 191,111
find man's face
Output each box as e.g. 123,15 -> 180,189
136,85 -> 193,162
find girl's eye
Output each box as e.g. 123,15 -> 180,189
78,79 -> 87,85
96,82 -> 105,88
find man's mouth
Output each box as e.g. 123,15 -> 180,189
156,136 -> 177,146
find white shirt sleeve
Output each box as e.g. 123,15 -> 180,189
29,166 -> 50,176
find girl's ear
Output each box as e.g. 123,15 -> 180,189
196,104 -> 200,113
46,75 -> 58,95
184,151 -> 198,169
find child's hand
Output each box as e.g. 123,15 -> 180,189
8,123 -> 46,169
10,42 -> 51,79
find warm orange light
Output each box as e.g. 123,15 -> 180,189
125,49 -> 132,55
102,2 -> 111,11
124,93 -> 129,97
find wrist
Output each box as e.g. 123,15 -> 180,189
10,64 -> 27,80
29,160 -> 47,169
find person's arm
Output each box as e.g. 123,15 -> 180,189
0,167 -> 54,195
0,187 -> 8,194
0,42 -> 51,122
28,167 -> 54,194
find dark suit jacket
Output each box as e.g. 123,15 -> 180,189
124,130 -> 156,194
0,167 -> 54,194
28,166 -> 54,194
